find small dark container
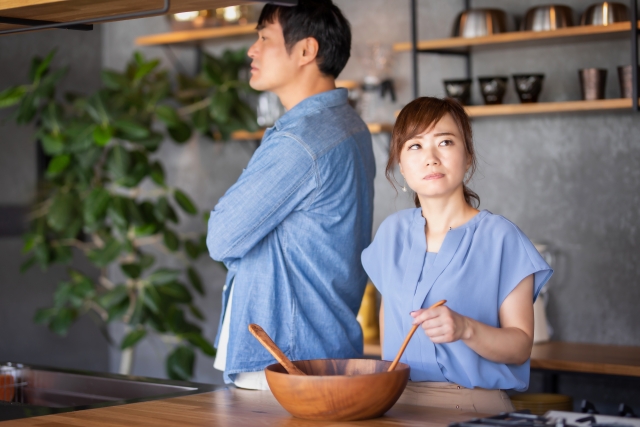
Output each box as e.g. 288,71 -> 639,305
443,79 -> 472,105
618,65 -> 639,99
478,76 -> 509,105
579,68 -> 607,100
512,74 -> 545,103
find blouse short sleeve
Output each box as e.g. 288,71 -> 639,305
496,218 -> 553,307
361,219 -> 389,296
361,211 -> 413,298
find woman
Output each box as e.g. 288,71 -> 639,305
361,97 -> 552,413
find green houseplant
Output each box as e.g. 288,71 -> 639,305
0,48 -> 258,380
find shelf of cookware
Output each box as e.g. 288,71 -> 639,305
393,20 -> 640,52
230,123 -> 394,141
136,22 -> 257,46
0,0 -> 280,35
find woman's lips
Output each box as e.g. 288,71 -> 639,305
423,173 -> 444,180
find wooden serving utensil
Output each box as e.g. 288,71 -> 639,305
387,299 -> 447,372
248,324 -> 306,376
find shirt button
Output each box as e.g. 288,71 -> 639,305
456,405 -> 460,409
457,386 -> 461,389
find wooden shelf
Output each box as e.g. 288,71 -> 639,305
465,98 -> 637,117
394,21 -> 640,52
136,22 -> 256,46
230,123 -> 394,141
0,0 -> 255,33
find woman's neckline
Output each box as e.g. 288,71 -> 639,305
415,208 -> 489,231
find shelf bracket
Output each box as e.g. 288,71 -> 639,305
410,0 -> 472,99
0,0 -> 170,35
631,0 -> 638,112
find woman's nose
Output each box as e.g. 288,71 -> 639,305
424,147 -> 439,166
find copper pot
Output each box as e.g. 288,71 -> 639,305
452,9 -> 510,38
581,2 -> 629,26
521,5 -> 574,31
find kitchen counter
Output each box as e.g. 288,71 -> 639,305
0,387 -> 485,426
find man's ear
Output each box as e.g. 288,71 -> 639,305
296,37 -> 319,67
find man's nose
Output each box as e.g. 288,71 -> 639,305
248,41 -> 258,58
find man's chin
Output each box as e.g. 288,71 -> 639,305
249,78 -> 268,92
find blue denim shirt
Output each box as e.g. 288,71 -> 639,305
207,88 -> 375,383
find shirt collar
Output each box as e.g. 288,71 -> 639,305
275,88 -> 348,131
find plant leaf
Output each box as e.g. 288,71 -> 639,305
98,285 -> 128,308
93,125 -> 113,147
83,188 -> 111,225
87,238 -> 122,268
187,266 -> 204,296
156,105 -> 181,127
149,161 -> 165,186
114,119 -> 150,140
168,122 -> 192,144
166,345 -> 194,380
147,268 -> 180,286
0,85 -> 27,108
49,307 -> 78,336
107,145 -> 131,179
47,192 -> 76,232
46,154 -> 71,176
120,328 -> 147,349
158,282 -> 192,303
182,332 -> 215,357
163,228 -> 180,252
121,263 -> 142,279
173,189 -> 197,215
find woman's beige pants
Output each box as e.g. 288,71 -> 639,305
396,382 -> 515,414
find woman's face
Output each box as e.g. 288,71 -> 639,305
399,113 -> 469,201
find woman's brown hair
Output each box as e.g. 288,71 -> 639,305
386,97 -> 480,208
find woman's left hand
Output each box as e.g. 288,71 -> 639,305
410,305 -> 471,343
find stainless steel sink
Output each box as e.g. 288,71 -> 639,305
0,362 -> 217,421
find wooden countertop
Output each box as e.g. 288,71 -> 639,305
530,341 -> 640,377
0,388 -> 483,426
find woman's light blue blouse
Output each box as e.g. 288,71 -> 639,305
361,209 -> 553,391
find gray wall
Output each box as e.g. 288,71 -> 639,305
0,29 -> 108,371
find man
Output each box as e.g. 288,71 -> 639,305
207,0 -> 375,389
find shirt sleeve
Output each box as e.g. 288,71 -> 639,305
207,134 -> 316,263
498,222 -> 553,306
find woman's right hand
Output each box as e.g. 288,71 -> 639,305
411,305 -> 470,344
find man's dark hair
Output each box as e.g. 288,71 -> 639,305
257,0 -> 351,79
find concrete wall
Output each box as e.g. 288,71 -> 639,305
0,29 -> 108,371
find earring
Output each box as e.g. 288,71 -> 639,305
402,178 -> 407,193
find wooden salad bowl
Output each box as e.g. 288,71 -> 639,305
264,358 -> 410,421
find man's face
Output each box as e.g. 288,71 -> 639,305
248,20 -> 299,92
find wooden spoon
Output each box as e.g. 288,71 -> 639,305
248,324 -> 306,376
387,299 -> 447,372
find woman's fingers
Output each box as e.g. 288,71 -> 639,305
411,305 -> 447,324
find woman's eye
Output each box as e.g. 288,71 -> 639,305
408,143 -> 420,150
439,140 -> 453,146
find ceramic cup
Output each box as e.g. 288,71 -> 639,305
443,79 -> 472,105
512,74 -> 545,103
478,76 -> 509,105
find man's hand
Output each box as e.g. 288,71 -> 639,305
410,305 -> 471,344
